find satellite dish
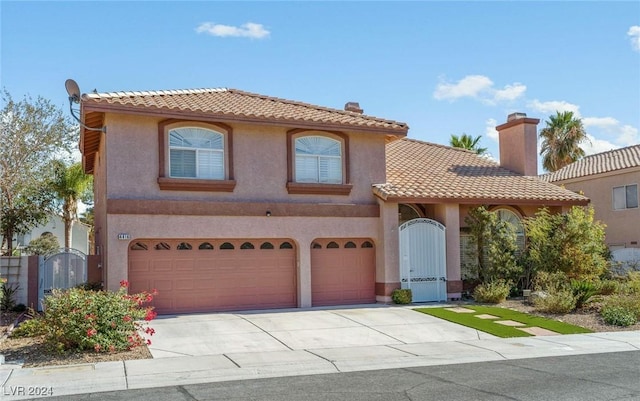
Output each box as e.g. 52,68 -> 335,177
64,78 -> 106,133
65,79 -> 81,103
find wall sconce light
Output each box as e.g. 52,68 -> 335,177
266,210 -> 272,217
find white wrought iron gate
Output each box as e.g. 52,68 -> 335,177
38,248 -> 87,311
399,218 -> 447,302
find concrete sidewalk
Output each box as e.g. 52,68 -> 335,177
1,307 -> 639,400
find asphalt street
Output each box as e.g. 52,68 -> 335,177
30,351 -> 640,401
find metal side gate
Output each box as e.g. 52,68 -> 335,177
399,218 -> 447,302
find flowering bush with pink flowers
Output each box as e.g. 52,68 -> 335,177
15,280 -> 157,353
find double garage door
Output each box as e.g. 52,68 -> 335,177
128,238 -> 376,314
128,239 -> 297,314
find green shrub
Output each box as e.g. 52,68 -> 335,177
473,280 -> 510,304
533,289 -> 577,314
523,206 -> 608,281
391,289 -> 412,305
1,283 -> 18,311
533,270 -> 569,292
598,280 -> 619,295
623,272 -> 640,295
570,280 -> 599,309
11,316 -> 46,338
21,280 -> 157,353
601,306 -> 637,327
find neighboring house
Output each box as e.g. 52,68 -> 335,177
1,215 -> 91,256
541,145 -> 640,250
77,88 -> 587,314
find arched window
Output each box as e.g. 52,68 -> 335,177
280,242 -> 293,249
240,242 -> 255,250
399,204 -> 421,225
177,242 -> 192,250
495,208 -> 525,252
327,241 -> 339,249
294,136 -> 342,184
220,242 -> 235,250
199,242 -> 214,250
169,127 -> 224,179
345,241 -> 356,248
260,242 -> 274,249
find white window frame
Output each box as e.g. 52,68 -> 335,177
613,184 -> 638,210
294,136 -> 343,184
168,127 -> 225,180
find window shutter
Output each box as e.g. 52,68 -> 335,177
613,186 -> 627,210
626,185 -> 638,208
296,155 -> 318,182
170,149 -> 196,177
319,157 -> 342,183
198,150 -> 224,179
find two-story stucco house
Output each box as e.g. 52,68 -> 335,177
541,145 -> 640,250
78,87 -> 588,314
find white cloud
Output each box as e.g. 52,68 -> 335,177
528,99 -> 581,117
433,75 -> 493,100
583,135 -> 619,156
493,83 -> 527,102
433,75 -> 526,104
196,22 -> 270,39
628,26 -> 640,52
485,118 -> 499,141
584,116 -> 639,146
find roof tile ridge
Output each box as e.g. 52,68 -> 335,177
85,87 -> 228,99
227,88 -> 408,127
400,137 -> 474,153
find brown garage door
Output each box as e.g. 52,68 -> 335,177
128,239 -> 297,314
311,238 -> 376,306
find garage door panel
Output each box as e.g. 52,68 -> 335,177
129,238 -> 296,314
312,239 -> 375,307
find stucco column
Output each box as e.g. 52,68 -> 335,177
435,203 -> 462,300
375,199 -> 400,302
297,238 -> 312,308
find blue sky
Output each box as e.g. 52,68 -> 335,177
2,1 -> 639,168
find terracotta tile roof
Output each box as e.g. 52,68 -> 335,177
373,138 -> 589,205
540,145 -> 640,182
81,87 -> 408,134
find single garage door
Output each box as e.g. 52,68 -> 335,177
128,239 -> 297,314
311,238 -> 376,306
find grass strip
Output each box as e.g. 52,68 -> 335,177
415,306 -> 592,338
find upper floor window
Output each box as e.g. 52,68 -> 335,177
294,136 -> 342,184
613,184 -> 638,210
169,127 -> 224,179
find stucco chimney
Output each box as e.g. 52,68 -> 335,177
496,112 -> 540,176
344,102 -> 363,114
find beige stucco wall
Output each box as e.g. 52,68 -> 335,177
555,169 -> 640,247
105,214 -> 380,307
103,114 -> 386,205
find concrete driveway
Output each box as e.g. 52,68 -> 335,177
147,304 -> 493,358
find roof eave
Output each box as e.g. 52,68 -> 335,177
373,193 -> 590,206
81,102 -> 409,136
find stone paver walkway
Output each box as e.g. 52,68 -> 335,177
446,307 -> 559,336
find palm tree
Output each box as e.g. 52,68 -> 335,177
539,111 -> 589,172
51,161 -> 93,249
449,133 -> 488,155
